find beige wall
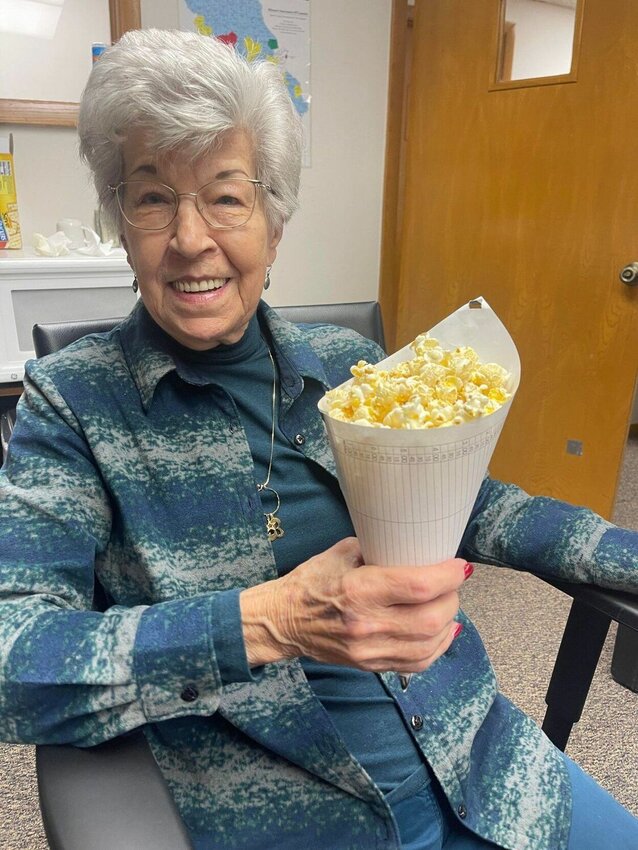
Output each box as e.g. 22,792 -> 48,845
2,0 -> 392,307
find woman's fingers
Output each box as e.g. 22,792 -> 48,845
241,539 -> 471,672
356,558 -> 469,607
373,620 -> 463,674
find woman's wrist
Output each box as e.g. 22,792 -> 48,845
239,579 -> 298,667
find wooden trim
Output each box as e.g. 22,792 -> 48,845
110,0 -> 142,42
498,21 -> 515,83
0,99 -> 78,127
490,72 -> 579,92
0,385 -> 23,399
0,0 -> 141,127
379,0 -> 413,352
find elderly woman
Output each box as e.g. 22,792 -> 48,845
0,28 -> 637,850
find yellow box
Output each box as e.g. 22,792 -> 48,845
0,134 -> 22,250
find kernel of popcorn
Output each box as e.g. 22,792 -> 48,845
324,335 -> 512,429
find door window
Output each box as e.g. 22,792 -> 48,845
495,0 -> 584,88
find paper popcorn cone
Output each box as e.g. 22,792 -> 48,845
318,297 -> 520,566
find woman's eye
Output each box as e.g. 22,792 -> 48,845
138,192 -> 171,206
216,194 -> 241,206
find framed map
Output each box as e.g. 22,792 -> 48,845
178,0 -> 311,165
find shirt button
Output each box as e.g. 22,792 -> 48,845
180,685 -> 199,703
457,803 -> 467,819
410,714 -> 424,730
294,433 -> 306,446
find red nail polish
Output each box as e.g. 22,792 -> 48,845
453,622 -> 463,639
463,562 -> 474,580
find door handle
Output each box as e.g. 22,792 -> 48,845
619,262 -> 638,285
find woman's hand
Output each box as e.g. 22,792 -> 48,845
239,537 -> 469,673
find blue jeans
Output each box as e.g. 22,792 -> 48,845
389,754 -> 638,849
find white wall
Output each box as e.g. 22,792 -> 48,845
1,0 -> 110,102
1,124 -> 98,239
2,0 -> 392,307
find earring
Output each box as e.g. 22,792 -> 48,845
132,277 -> 139,293
264,266 -> 272,291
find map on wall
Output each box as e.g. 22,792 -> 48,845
178,0 -> 311,166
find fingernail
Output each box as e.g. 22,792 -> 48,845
453,622 -> 463,639
463,562 -> 474,580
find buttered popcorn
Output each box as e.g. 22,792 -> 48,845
324,335 -> 512,429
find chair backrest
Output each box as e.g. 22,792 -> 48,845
32,301 -> 385,357
32,317 -> 127,358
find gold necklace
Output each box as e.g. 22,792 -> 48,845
256,344 -> 284,542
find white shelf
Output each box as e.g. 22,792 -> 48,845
0,247 -> 129,277
0,248 -> 135,383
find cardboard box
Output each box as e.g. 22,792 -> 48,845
0,134 -> 22,250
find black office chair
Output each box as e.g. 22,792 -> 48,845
27,302 -> 638,849
0,408 -> 15,465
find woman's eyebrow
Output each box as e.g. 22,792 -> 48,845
135,163 -> 156,173
216,168 -> 250,179
125,163 -> 157,179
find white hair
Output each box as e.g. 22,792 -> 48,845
78,28 -> 303,233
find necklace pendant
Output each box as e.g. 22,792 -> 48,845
265,512 -> 284,541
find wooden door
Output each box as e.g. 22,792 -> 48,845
382,0 -> 638,518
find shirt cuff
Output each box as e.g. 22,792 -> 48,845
210,588 -> 264,685
133,594 -> 223,723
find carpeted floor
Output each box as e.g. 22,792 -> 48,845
1,434 -> 637,847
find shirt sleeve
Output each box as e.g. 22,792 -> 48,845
0,366 -> 249,748
458,475 -> 638,593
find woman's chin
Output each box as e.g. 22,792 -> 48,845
169,316 -> 250,350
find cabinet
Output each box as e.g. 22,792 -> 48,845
0,248 -> 135,384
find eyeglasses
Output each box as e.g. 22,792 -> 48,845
108,177 -> 275,231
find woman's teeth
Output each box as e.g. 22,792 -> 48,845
172,278 -> 228,293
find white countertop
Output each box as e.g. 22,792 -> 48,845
0,248 -> 126,269
0,247 -> 129,274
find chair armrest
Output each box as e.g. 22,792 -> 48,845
536,575 -> 638,631
36,731 -> 193,850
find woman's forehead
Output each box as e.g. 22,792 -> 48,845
121,128 -> 256,180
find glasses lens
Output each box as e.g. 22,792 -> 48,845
118,181 -> 177,230
197,179 -> 257,229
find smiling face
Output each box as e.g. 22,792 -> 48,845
120,129 -> 281,350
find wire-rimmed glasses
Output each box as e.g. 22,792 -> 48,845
108,177 -> 275,231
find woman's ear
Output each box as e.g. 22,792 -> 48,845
270,225 -> 283,248
267,226 -> 283,264
120,234 -> 134,274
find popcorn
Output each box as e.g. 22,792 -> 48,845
324,335 -> 512,429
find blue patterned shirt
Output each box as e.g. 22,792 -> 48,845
1,301 -> 636,850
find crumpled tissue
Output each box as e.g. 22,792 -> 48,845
33,226 -> 115,257
76,226 -> 115,256
33,231 -> 72,256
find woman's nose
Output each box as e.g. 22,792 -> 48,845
168,196 -> 218,257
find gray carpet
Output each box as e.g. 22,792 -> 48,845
1,434 -> 637,847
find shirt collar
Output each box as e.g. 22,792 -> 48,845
118,300 -> 332,413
